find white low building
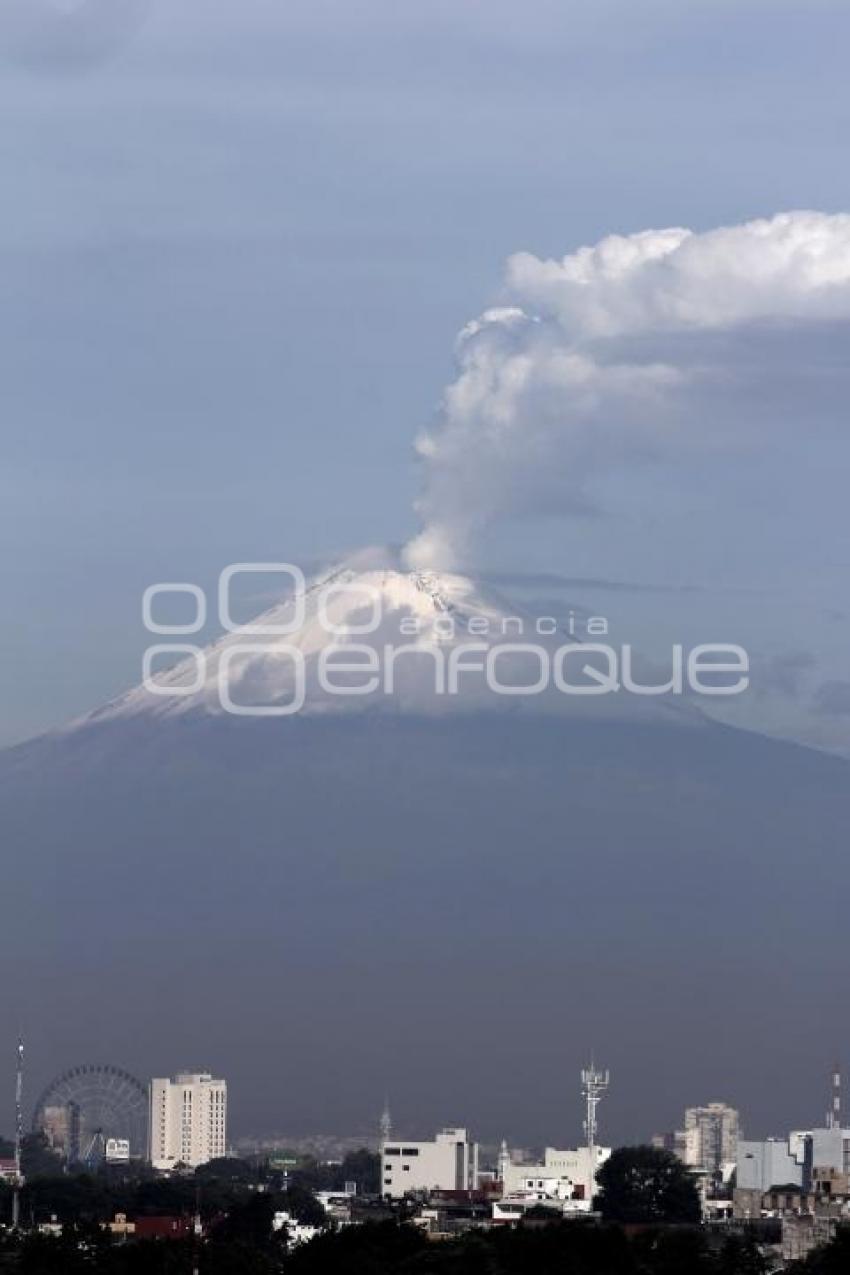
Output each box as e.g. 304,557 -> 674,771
500,1144 -> 610,1211
273,1211 -> 321,1247
381,1127 -> 479,1198
496,1062 -> 612,1214
737,1138 -> 804,1192
493,1193 -> 575,1223
105,1138 -> 130,1164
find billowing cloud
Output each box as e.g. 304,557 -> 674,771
404,211 -> 850,570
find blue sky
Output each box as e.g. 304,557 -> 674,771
1,0 -> 849,746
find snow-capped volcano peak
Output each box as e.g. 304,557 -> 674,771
73,550 -> 694,730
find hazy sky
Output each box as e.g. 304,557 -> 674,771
2,0 -> 849,746
2,1 -> 850,1150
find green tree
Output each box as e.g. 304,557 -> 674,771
279,1182 -> 326,1228
787,1226 -> 850,1273
718,1231 -> 767,1275
195,1156 -> 256,1184
288,1158 -> 334,1192
338,1149 -> 380,1194
211,1191 -> 276,1244
632,1226 -> 716,1275
596,1145 -> 701,1224
19,1220 -> 110,1275
20,1133 -> 63,1180
285,1220 -> 425,1274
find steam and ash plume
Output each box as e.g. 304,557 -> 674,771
404,211 -> 850,570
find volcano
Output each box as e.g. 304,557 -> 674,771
64,551 -> 700,732
2,553 -> 848,1142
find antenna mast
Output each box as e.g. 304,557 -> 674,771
582,1060 -> 610,1157
828,1061 -> 842,1130
12,1037 -> 23,1230
379,1097 -> 392,1146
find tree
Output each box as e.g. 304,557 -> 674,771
211,1192 -> 276,1244
279,1182 -> 326,1228
288,1158 -> 334,1192
338,1149 -> 380,1194
595,1145 -> 701,1224
22,1172 -> 119,1225
20,1132 -> 63,1180
19,1221 -> 110,1275
718,1232 -> 767,1275
787,1226 -> 850,1273
195,1157 -> 256,1184
633,1226 -> 716,1275
285,1220 -> 426,1274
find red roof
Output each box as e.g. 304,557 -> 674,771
134,1216 -> 191,1239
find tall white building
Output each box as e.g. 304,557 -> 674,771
381,1127 -> 478,1198
149,1073 -> 227,1170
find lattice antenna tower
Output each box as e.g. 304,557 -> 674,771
581,1060 -> 610,1154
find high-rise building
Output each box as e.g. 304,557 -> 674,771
149,1073 -> 227,1170
682,1103 -> 740,1173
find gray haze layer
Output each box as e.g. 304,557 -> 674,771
1,707 -> 848,1147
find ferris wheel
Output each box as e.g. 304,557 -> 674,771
31,1063 -> 148,1165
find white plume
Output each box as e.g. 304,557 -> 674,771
405,210 -> 850,569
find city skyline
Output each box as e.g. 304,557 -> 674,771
8,1041 -> 850,1154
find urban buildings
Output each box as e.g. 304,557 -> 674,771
498,1143 -> 610,1212
41,1104 -> 75,1159
380,1128 -> 479,1198
654,1102 -> 740,1176
730,1122 -> 850,1263
494,1063 -> 611,1216
148,1072 -> 227,1171
272,1211 -> 322,1247
683,1103 -> 740,1173
736,1137 -> 803,1194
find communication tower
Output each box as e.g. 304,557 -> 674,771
581,1060 -> 610,1156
